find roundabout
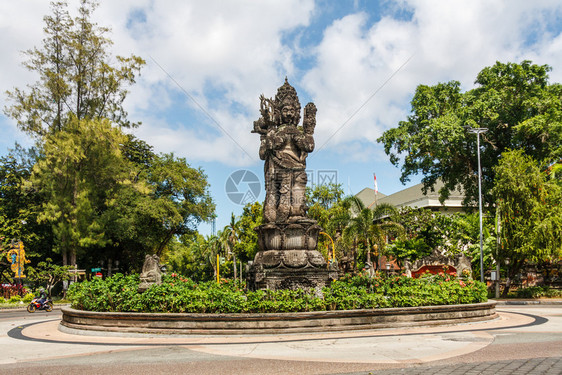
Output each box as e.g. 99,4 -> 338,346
60,301 -> 498,335
5,304 -> 557,370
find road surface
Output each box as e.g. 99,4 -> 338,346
0,305 -> 561,374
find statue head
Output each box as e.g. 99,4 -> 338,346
275,78 -> 301,126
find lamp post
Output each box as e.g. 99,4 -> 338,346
467,127 -> 488,283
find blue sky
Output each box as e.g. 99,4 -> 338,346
1,0 -> 562,236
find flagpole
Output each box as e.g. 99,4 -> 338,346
374,173 -> 378,207
368,173 -> 378,209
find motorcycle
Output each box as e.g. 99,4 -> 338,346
27,297 -> 53,313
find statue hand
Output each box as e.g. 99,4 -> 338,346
303,102 -> 317,134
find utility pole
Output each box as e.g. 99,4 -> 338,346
467,127 -> 488,283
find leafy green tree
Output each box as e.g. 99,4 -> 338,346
235,202 -> 263,262
0,146 -> 54,259
343,198 -> 403,271
393,207 -> 493,277
493,150 -> 562,295
306,184 -> 350,260
147,154 -> 215,257
165,234 -> 215,282
220,214 -> 240,280
28,258 -> 72,298
2,0 -> 214,275
4,0 -> 144,137
306,183 -> 344,210
28,117 -> 133,266
385,238 -> 431,268
378,61 -> 562,208
95,150 -> 215,271
396,207 -> 478,255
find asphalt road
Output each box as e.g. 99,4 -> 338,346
0,305 -> 561,374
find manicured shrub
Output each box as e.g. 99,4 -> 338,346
515,286 -> 562,299
67,272 -> 488,313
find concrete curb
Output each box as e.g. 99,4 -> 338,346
494,299 -> 562,305
0,303 -> 70,312
61,301 -> 497,335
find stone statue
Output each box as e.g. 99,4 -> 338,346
248,79 -> 337,292
254,78 -> 317,223
138,254 -> 163,292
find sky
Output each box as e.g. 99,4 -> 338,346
1,0 -> 562,236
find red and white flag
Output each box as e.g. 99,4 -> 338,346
373,173 -> 378,194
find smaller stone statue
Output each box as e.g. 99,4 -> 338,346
138,254 -> 163,292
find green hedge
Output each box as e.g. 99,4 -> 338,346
515,286 -> 562,299
67,272 -> 487,313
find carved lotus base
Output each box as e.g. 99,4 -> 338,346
256,220 -> 322,251
253,249 -> 326,269
247,219 -> 338,291
247,265 -> 338,293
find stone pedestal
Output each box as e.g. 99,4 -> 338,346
247,220 -> 338,292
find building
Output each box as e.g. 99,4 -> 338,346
356,179 -> 465,214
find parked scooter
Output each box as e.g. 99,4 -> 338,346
27,297 -> 53,313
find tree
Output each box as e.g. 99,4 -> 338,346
235,202 -> 263,262
28,258 -> 72,298
306,183 -> 344,210
0,146 -> 54,259
147,154 -> 215,257
94,150 -> 215,271
343,197 -> 403,272
396,207 -> 477,255
493,150 -> 562,296
220,214 -> 240,281
28,117 -> 133,266
378,61 -> 562,208
165,233 -> 214,282
385,237 -> 431,269
306,183 -> 349,260
4,0 -> 145,138
3,1 -> 214,274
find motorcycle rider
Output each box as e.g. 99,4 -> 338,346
37,288 -> 47,306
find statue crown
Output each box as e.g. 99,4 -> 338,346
274,78 -> 301,124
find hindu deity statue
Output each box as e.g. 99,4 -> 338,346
253,78 -> 317,223
248,79 -> 336,292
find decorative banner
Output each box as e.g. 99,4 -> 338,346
6,241 -> 30,279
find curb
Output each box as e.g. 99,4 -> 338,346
494,299 -> 562,305
0,304 -> 69,313
61,301 -> 498,335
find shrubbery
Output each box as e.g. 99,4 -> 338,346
515,286 -> 562,299
67,272 -> 487,313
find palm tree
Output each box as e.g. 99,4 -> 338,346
202,235 -> 220,280
343,197 -> 404,273
220,213 -> 240,281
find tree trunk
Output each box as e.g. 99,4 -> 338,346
233,253 -> 237,282
62,248 -> 68,266
352,238 -> 357,274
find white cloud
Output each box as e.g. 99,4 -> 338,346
97,0 -> 315,163
2,0 -> 562,167
301,0 -> 562,160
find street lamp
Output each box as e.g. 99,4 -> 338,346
467,127 -> 488,283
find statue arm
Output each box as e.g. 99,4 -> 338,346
259,130 -> 283,160
259,135 -> 268,160
295,133 -> 315,152
303,102 -> 317,135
